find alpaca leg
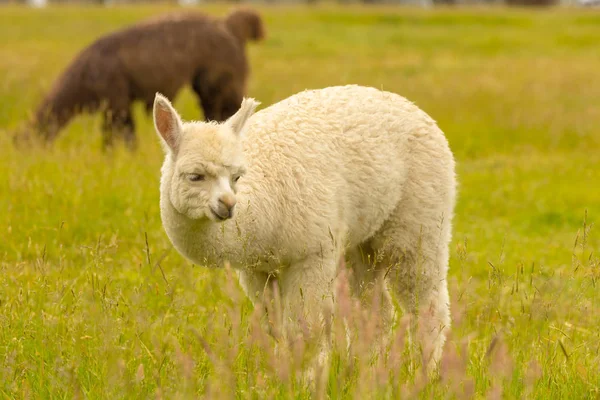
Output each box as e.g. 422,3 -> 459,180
101,72 -> 135,150
345,244 -> 394,334
120,113 -> 137,151
237,270 -> 278,335
102,108 -> 135,151
217,89 -> 244,121
278,254 -> 338,379
192,70 -> 241,122
192,70 -> 222,122
237,270 -> 271,306
389,258 -> 450,374
102,109 -> 118,150
372,206 -> 452,374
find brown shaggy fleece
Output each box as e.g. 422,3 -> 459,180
16,8 -> 265,150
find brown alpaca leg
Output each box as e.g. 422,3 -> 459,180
102,107 -> 135,151
219,90 -> 244,121
192,80 -> 221,121
192,70 -> 244,122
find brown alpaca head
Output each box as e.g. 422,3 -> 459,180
224,8 -> 266,43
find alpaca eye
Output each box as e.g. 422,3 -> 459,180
233,175 -> 241,183
188,174 -> 205,182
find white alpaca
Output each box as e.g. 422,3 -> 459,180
153,85 -> 456,373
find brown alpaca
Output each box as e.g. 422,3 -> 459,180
17,8 -> 265,150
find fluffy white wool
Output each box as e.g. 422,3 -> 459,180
154,84 -> 457,372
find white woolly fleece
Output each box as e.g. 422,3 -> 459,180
156,84 -> 457,372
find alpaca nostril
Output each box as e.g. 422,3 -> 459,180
219,194 -> 237,211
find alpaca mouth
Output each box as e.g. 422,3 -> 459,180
210,208 -> 229,221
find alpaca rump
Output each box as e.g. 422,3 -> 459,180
16,8 -> 265,149
154,85 -> 457,377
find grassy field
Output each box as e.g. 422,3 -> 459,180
1,4 -> 599,398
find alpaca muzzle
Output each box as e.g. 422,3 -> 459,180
212,194 -> 237,220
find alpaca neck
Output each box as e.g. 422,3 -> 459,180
159,164 -> 254,268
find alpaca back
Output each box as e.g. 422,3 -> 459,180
235,85 -> 453,256
110,15 -> 247,101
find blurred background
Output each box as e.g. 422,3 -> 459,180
0,1 -> 599,398
4,0 -> 600,9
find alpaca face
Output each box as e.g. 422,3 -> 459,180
167,127 -> 246,221
153,93 -> 259,222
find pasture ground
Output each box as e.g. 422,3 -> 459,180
0,5 -> 599,398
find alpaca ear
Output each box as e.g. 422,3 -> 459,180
153,93 -> 183,152
227,98 -> 260,137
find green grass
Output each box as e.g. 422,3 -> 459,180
1,4 -> 599,398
